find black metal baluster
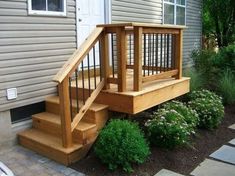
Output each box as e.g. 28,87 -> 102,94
99,41 -> 102,81
171,34 -> 175,69
81,61 -> 85,105
160,34 -> 163,73
152,34 -> 155,75
111,34 -> 115,78
148,34 -> 151,76
93,46 -> 97,89
167,34 -> 170,70
143,34 -> 146,77
155,34 -> 159,73
129,34 -> 132,65
75,69 -> 79,113
163,34 -> 167,72
87,54 -> 91,96
69,77 -> 73,121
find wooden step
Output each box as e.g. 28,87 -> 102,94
32,112 -> 97,145
45,96 -> 109,129
18,129 -> 83,165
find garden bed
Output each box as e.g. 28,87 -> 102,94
70,104 -> 235,176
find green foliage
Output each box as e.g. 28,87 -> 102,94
162,101 -> 199,132
188,90 -> 224,130
145,101 -> 197,149
214,45 -> 235,71
203,0 -> 235,47
217,69 -> 235,105
184,69 -> 205,91
94,119 -> 150,173
191,49 -> 217,89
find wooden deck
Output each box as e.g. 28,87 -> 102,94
71,70 -> 190,114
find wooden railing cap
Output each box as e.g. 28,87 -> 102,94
97,22 -> 187,29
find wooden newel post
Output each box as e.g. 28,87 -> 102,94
175,29 -> 183,79
133,26 -> 143,91
58,77 -> 73,148
116,27 -> 127,92
100,31 -> 110,90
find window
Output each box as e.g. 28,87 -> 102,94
163,0 -> 186,25
28,0 -> 66,16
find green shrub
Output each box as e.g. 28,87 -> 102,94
188,90 -> 224,130
184,69 -> 205,91
94,119 -> 150,173
145,106 -> 194,149
213,45 -> 235,72
217,69 -> 235,105
162,101 -> 199,132
191,49 -> 217,89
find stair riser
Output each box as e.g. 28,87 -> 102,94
46,101 -> 95,120
19,136 -> 69,165
33,118 -> 97,144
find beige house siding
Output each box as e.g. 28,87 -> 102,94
0,0 -> 77,112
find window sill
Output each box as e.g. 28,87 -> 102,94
28,10 -> 67,17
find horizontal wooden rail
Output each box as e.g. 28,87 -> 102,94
142,69 -> 178,83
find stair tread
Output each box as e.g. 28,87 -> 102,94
33,112 -> 97,131
19,129 -> 82,154
46,96 -> 108,112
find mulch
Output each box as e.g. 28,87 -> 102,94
70,104 -> 235,176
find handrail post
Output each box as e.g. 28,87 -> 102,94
100,31 -> 110,90
174,29 -> 183,79
58,77 -> 73,148
116,27 -> 127,92
133,26 -> 143,91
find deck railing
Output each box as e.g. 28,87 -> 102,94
53,23 -> 185,148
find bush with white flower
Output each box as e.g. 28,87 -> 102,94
145,104 -> 194,149
162,101 -> 199,132
188,89 -> 224,130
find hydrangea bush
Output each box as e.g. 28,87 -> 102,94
188,90 -> 224,129
94,119 -> 150,173
162,101 -> 199,132
145,107 -> 193,149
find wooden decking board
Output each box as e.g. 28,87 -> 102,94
46,96 -> 108,112
19,129 -> 82,154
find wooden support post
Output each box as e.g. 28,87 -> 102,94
58,78 -> 73,148
116,27 -> 127,92
174,29 -> 183,79
100,31 -> 110,90
133,26 -> 143,91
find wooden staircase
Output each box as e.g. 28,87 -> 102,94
19,96 -> 109,165
18,23 -> 188,166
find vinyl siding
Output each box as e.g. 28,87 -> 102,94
183,0 -> 202,67
0,0 -> 76,112
112,0 -> 162,23
112,0 -> 202,67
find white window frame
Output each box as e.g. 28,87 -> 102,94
28,0 -> 67,17
163,0 -> 186,25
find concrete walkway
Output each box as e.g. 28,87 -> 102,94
0,145 -> 85,176
155,123 -> 235,176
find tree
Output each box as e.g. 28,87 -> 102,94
203,0 -> 235,48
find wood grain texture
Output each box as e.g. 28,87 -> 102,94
133,27 -> 143,91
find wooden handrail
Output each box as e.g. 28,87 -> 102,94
52,23 -> 184,148
53,27 -> 104,83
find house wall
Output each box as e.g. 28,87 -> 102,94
112,0 -> 202,67
0,0 -> 77,112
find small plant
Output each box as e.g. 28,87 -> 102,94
184,69 -> 205,91
217,69 -> 235,105
94,119 -> 150,173
188,90 -> 224,130
162,101 -> 199,132
145,107 -> 193,149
